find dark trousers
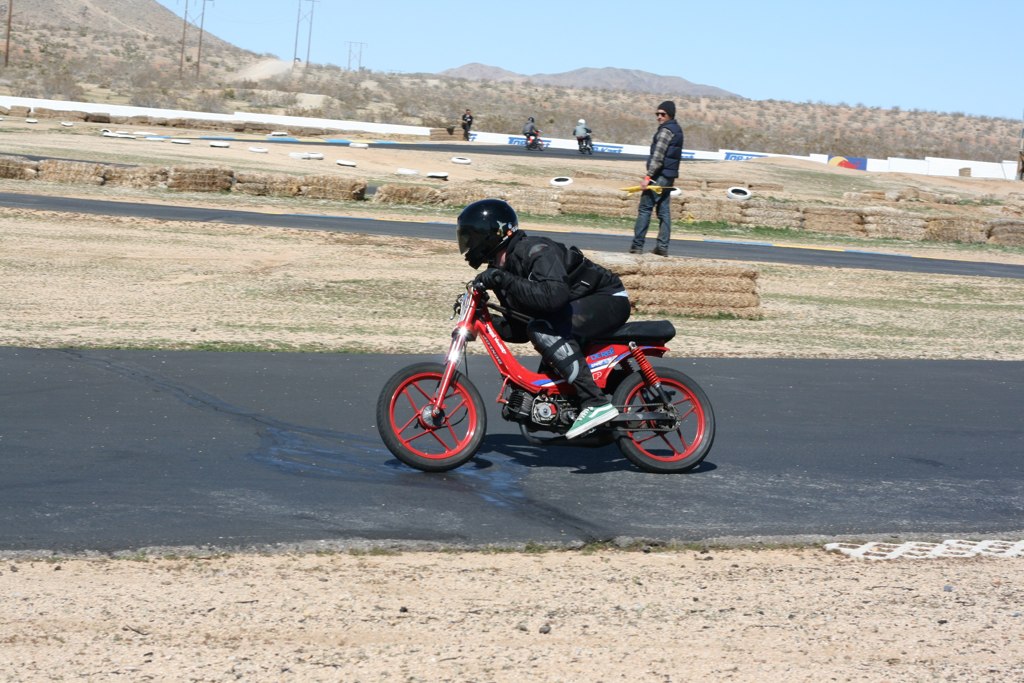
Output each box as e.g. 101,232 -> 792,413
631,174 -> 674,252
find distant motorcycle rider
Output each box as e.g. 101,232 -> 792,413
522,116 -> 542,148
573,118 -> 592,151
457,199 -> 631,439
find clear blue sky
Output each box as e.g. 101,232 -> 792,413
156,0 -> 1023,120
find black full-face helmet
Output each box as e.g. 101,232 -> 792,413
457,199 -> 519,268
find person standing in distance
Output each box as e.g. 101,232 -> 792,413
461,109 -> 474,140
630,100 -> 683,257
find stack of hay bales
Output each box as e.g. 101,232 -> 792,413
438,185 -> 560,215
105,165 -> 169,189
925,216 -> 988,243
592,253 -> 761,319
558,189 -> 637,218
429,127 -> 459,140
987,219 -> 1024,246
681,196 -> 744,224
0,155 -> 39,179
802,206 -> 866,236
301,175 -> 367,200
167,166 -> 234,192
232,172 -> 301,197
37,159 -> 106,185
862,207 -> 927,240
372,184 -> 444,205
739,198 -> 803,229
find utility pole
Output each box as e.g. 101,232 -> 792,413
195,0 -> 212,78
304,0 -> 318,71
4,0 -> 13,68
292,0 -> 301,69
178,0 -> 190,77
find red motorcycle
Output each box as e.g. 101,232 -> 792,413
376,283 -> 715,473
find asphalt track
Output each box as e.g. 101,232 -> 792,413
3,191 -> 1024,554
3,191 -> 1023,279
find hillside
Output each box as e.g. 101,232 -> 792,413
440,63 -> 740,98
0,0 -> 1019,163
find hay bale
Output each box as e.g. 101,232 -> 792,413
559,189 -> 636,218
37,159 -> 107,185
302,175 -> 367,200
84,112 -> 111,123
8,105 -> 31,117
681,197 -> 744,224
30,107 -> 62,119
749,182 -> 784,192
232,172 -> 302,197
167,166 -> 234,192
372,184 -> 444,205
987,219 -> 1024,246
802,206 -> 866,236
602,259 -> 760,318
862,208 -> 927,240
0,154 -> 39,180
740,200 -> 803,229
924,217 -> 988,244
104,165 -> 169,188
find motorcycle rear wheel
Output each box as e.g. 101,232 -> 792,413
611,367 -> 715,473
376,362 -> 486,472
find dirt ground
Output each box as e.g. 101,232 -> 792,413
2,120 -> 1024,681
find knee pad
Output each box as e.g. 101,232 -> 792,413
527,320 -> 582,384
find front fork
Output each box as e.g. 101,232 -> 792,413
424,322 -> 472,424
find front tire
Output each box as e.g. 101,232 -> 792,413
611,367 -> 715,473
376,362 -> 486,472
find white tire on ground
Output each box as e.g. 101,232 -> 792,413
170,138 -> 191,145
336,159 -> 357,167
25,118 -> 38,124
289,152 -> 324,160
426,172 -> 449,180
60,121 -> 75,127
268,131 -> 290,137
450,156 -> 472,165
726,186 -> 752,201
349,142 -> 370,149
550,176 -> 573,187
209,141 -> 231,148
396,168 -> 419,175
248,146 -> 268,153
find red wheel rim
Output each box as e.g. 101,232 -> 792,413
387,372 -> 479,460
622,379 -> 708,463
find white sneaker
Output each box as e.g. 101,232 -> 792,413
566,403 -> 618,439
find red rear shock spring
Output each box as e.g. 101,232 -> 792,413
628,342 -> 661,389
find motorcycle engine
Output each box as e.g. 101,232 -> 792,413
503,389 -> 576,428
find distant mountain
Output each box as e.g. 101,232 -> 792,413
440,63 -> 741,99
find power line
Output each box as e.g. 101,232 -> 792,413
195,0 -> 213,78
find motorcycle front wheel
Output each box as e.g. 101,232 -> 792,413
611,367 -> 715,473
376,362 -> 486,472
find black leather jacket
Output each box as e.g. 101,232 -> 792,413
494,232 -> 625,317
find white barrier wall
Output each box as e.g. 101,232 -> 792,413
0,95 -> 1016,180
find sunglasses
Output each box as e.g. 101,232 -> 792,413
655,111 -> 668,117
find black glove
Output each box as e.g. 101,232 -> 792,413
474,267 -> 506,290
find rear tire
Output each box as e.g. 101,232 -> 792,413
611,367 -> 715,473
376,362 -> 486,472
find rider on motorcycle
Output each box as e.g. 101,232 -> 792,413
457,199 -> 631,439
573,118 -> 592,150
522,117 -> 541,147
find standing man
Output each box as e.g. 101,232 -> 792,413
630,100 -> 683,257
461,109 -> 474,141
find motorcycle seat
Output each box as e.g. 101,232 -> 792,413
590,320 -> 676,345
